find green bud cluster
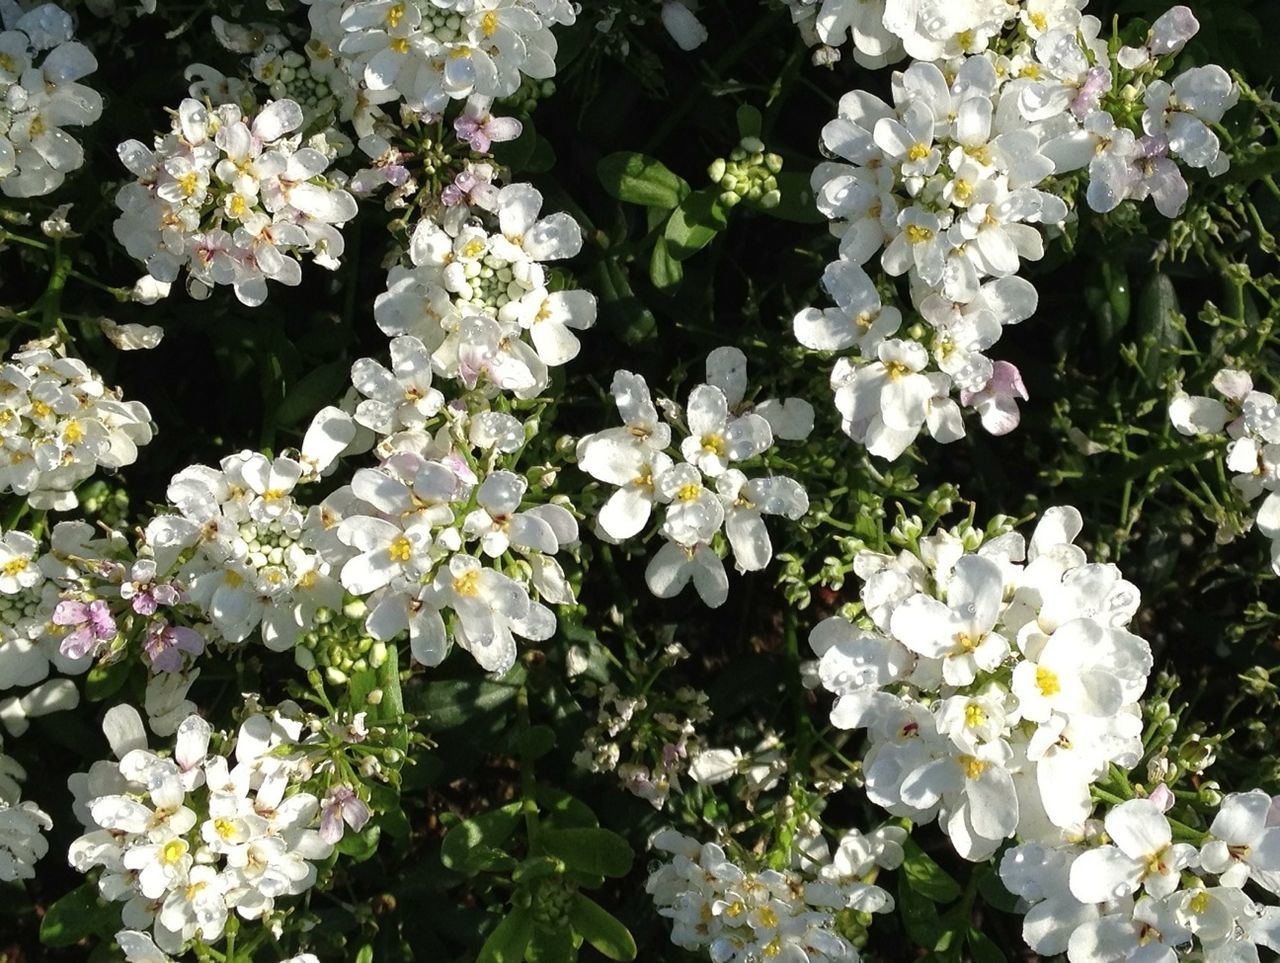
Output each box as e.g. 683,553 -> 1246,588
79,480 -> 130,528
708,137 -> 784,210
0,587 -> 43,628
528,878 -> 573,928
266,51 -> 337,117
417,137 -> 455,178
295,606 -> 389,685
502,75 -> 556,115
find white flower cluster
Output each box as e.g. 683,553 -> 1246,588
303,0 -> 575,116
0,521 -> 109,733
794,2 -> 1237,459
113,98 -> 358,306
646,824 -> 900,962
1001,791 -> 1280,962
374,182 -> 596,398
576,347 -> 812,608
0,738 -> 51,882
69,704 -> 331,956
145,446 -> 349,652
812,507 -> 1153,860
1171,368 -> 1280,573
0,344 -> 154,511
0,2 -> 101,197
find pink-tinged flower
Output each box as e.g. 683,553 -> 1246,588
442,167 -> 498,210
454,97 -> 523,154
320,785 -> 372,844
54,599 -> 117,659
144,622 -> 205,673
1071,67 -> 1111,119
1148,784 -> 1175,813
960,361 -> 1029,436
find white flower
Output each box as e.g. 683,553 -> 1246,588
1199,791 -> 1280,888
1069,799 -> 1199,903
890,554 -> 1009,687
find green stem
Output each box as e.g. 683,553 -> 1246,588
516,685 -> 540,847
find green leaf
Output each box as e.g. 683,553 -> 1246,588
272,360 -> 348,429
537,827 -> 633,878
441,803 -> 522,876
966,927 -> 1007,963
736,104 -> 763,140
478,907 -> 535,963
415,674 -> 522,728
40,882 -> 118,947
598,152 -> 690,209
649,235 -> 684,289
84,657 -> 132,703
516,724 -> 557,761
897,877 -> 946,949
1135,272 -> 1181,382
901,838 -> 962,904
535,786 -> 598,830
596,259 -> 657,346
567,894 -> 637,961
354,945 -> 375,963
526,923 -> 576,963
664,188 -> 728,260
761,171 -> 824,224
335,823 -> 382,862
976,866 -> 1019,914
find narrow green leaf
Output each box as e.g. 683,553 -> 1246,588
901,838 -> 962,903
84,658 -> 132,703
526,923 -> 576,963
598,152 -> 690,209
649,235 -> 684,290
537,827 -> 633,878
736,104 -> 763,139
441,803 -> 522,875
1135,272 -> 1181,382
664,188 -> 728,260
478,907 -> 535,963
40,882 -> 117,947
567,894 -> 637,961
967,927 -> 1007,963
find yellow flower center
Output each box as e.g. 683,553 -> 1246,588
2,558 -> 28,577
959,754 -> 987,780
462,238 -> 486,259
453,569 -> 481,597
214,817 -> 237,841
178,171 -> 200,197
700,433 -> 726,456
481,11 -> 499,36
160,839 -> 187,865
390,37 -> 410,54
229,194 -> 249,218
30,400 -> 52,418
388,535 -> 412,562
907,142 -> 931,162
676,483 -> 702,502
386,3 -> 405,28
905,224 -> 934,244
964,704 -> 986,727
1035,665 -> 1061,697
29,114 -> 46,138
1188,890 -> 1210,914
763,940 -> 782,959
223,569 -> 243,588
952,179 -> 973,202
885,360 -> 912,381
63,419 -> 84,444
1029,12 -> 1047,30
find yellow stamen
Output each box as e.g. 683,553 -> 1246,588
388,535 -> 412,562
